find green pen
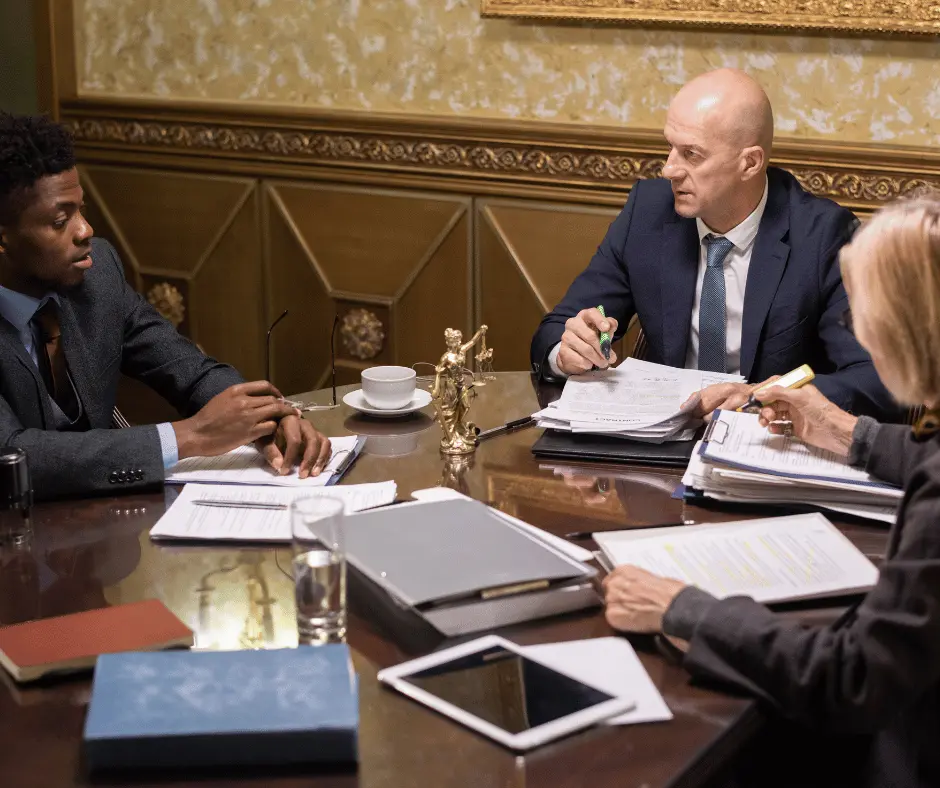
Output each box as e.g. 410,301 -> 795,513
597,305 -> 611,361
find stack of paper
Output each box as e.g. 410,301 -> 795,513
167,436 -> 362,487
683,410 -> 902,524
594,513 -> 879,604
534,359 -> 744,443
149,482 -> 397,542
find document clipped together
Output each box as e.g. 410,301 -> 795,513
683,410 -> 902,524
166,436 -> 365,488
594,513 -> 879,604
533,358 -> 743,443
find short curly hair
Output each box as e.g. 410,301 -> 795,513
0,112 -> 76,223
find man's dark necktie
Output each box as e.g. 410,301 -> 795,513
698,234 -> 735,373
33,301 -> 79,421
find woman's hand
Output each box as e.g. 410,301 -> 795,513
602,565 -> 687,633
757,384 -> 858,457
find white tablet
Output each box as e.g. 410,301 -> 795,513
376,634 -> 635,750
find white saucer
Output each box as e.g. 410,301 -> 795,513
343,388 -> 432,418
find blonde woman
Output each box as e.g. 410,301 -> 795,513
602,197 -> 940,788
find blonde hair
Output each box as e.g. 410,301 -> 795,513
840,194 -> 940,405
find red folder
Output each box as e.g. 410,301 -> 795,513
0,599 -> 194,682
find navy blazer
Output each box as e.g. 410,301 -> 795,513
531,167 -> 899,420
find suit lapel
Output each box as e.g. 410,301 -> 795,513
0,316 -> 53,429
739,179 -> 791,379
659,218 -> 701,367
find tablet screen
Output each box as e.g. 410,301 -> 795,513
399,644 -> 615,733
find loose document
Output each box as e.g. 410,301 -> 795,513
594,513 -> 878,604
683,410 -> 902,524
149,482 -> 397,542
533,358 -> 744,442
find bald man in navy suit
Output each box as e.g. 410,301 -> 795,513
531,69 -> 898,421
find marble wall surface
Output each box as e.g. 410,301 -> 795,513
76,0 -> 940,145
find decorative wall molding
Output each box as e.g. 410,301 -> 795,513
61,99 -> 940,211
481,0 -> 940,36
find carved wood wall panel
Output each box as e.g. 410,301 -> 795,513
264,181 -> 471,392
79,165 -> 263,422
264,189 -> 337,396
477,199 -> 623,371
62,100 -> 940,217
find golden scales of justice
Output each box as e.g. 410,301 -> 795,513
430,325 -> 496,456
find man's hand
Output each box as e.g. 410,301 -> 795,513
757,384 -> 858,457
556,308 -> 619,376
685,375 -> 780,421
173,381 -> 299,459
558,470 -> 614,506
257,415 -> 331,479
602,565 -> 687,633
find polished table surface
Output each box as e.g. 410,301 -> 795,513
0,372 -> 890,788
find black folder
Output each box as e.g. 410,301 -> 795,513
530,428 -> 699,468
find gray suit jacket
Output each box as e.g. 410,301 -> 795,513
0,237 -> 243,500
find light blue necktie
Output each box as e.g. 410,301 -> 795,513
698,234 -> 735,373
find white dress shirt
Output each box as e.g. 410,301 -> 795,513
547,177 -> 769,377
686,177 -> 768,375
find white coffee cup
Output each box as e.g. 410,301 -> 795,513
361,366 -> 417,410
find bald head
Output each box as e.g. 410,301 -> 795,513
662,69 -> 774,232
673,68 -> 774,153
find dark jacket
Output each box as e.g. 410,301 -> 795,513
0,237 -> 242,499
530,167 -> 899,420
665,423 -> 940,787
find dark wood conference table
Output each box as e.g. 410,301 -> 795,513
0,372 -> 890,788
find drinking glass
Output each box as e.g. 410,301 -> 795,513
290,496 -> 347,644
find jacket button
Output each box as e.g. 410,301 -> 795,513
109,471 -> 118,484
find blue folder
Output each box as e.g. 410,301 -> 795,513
84,646 -> 358,770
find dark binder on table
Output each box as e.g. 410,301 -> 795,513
531,428 -> 699,468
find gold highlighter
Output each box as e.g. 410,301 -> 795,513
736,364 -> 815,412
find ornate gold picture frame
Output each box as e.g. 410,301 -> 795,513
480,0 -> 940,36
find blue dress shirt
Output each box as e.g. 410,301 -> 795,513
0,286 -> 179,469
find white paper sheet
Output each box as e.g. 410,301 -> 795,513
149,481 -> 397,541
702,412 -> 897,489
166,436 -> 360,487
522,637 -> 673,726
594,513 -> 879,603
536,358 -> 743,441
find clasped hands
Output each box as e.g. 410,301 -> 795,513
603,381 -> 859,639
172,381 -> 331,479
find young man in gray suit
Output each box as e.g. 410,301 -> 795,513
0,112 -> 330,500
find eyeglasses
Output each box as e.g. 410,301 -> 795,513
265,309 -> 339,411
839,308 -> 854,336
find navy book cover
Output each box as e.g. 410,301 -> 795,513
83,645 -> 358,770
